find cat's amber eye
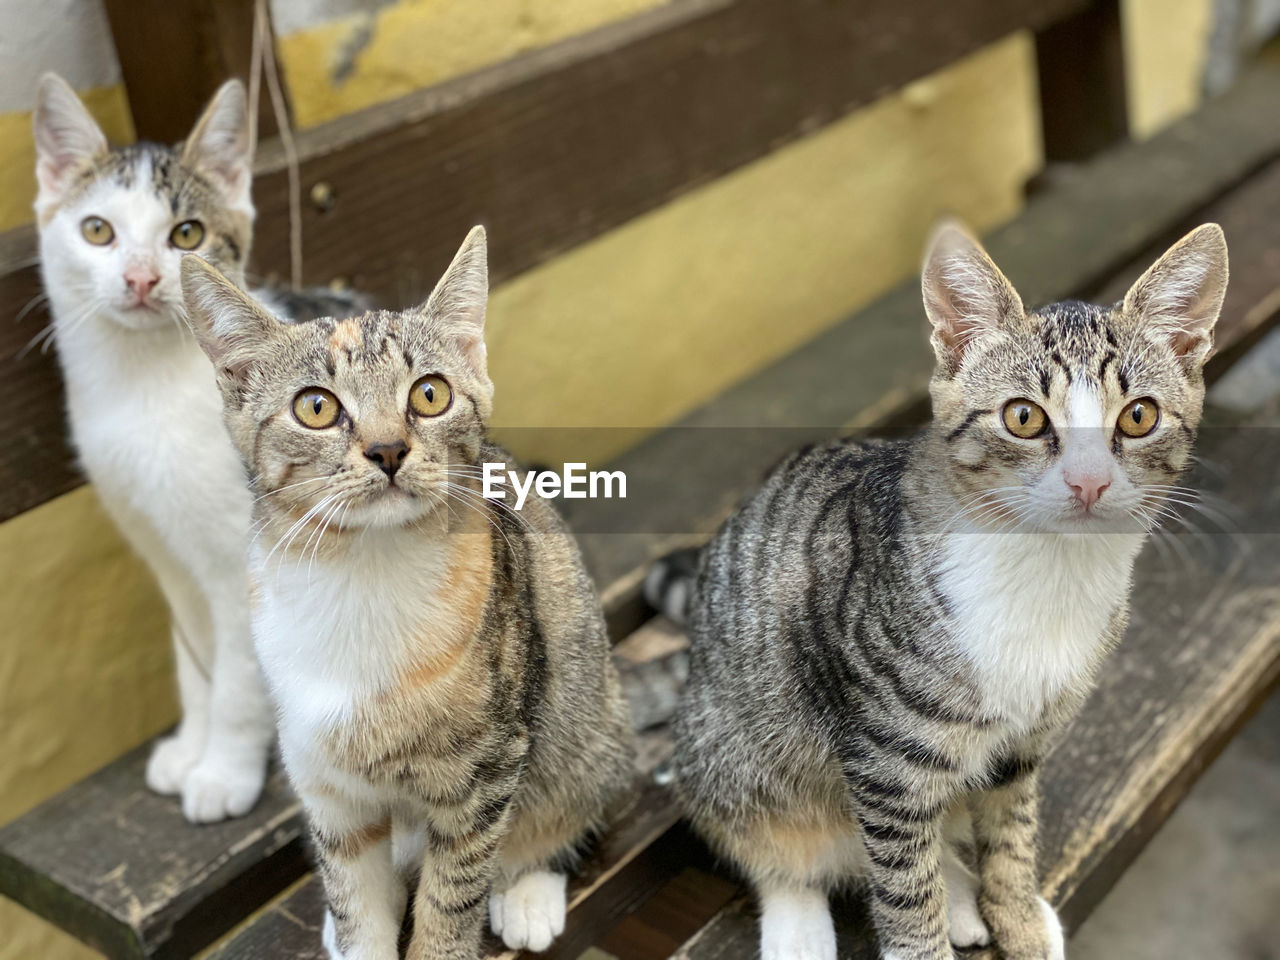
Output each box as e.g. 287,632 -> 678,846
292,388 -> 342,429
169,220 -> 205,250
81,216 -> 114,246
1002,399 -> 1048,439
1117,398 -> 1160,438
408,375 -> 452,417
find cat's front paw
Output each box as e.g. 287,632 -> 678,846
181,755 -> 267,823
489,870 -> 566,952
146,734 -> 204,795
1037,897 -> 1066,960
948,897 -> 992,949
983,895 -> 1065,960
322,910 -> 347,959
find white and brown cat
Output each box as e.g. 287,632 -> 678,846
33,75 -> 359,822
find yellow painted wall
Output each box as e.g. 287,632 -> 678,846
0,488 -> 174,960
276,0 -> 673,128
485,32 -> 1042,464
0,84 -> 134,233
1122,0 -> 1214,138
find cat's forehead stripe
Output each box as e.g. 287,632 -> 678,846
1032,300 -> 1123,390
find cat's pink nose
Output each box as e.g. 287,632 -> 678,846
124,267 -> 159,300
1066,473 -> 1111,509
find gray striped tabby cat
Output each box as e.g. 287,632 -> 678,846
648,222 -> 1228,960
180,228 -> 635,959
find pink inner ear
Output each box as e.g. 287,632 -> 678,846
35,143 -> 86,199
1171,326 -> 1209,359
458,333 -> 487,373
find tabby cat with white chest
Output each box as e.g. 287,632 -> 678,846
647,222 -> 1228,960
180,227 -> 635,959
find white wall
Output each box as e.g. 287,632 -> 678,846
0,0 -> 120,112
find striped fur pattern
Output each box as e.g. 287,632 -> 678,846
659,223 -> 1228,960
181,228 -> 634,959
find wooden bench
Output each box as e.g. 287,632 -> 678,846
200,402 -> 1280,960
2,9 -> 1279,960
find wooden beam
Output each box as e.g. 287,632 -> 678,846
246,0 -> 1092,295
1035,0 -> 1130,161
101,0 -> 282,143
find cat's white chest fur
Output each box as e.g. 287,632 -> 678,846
57,322 -> 251,568
250,533 -> 455,776
938,532 -> 1143,728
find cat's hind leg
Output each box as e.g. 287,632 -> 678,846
488,813 -> 582,952
704,808 -> 864,960
140,551 -> 213,797
146,624 -> 211,794
758,880 -> 838,960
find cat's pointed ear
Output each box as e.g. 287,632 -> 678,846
921,220 -> 1023,375
181,79 -> 253,214
1123,223 -> 1227,368
33,73 -> 109,211
181,255 -> 279,382
424,225 -> 489,374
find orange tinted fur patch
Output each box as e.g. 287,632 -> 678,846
331,817 -> 392,859
707,805 -> 864,886
328,318 -> 364,355
387,525 -> 494,700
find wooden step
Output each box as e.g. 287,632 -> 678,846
5,55 -> 1280,959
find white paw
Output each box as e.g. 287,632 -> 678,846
759,887 -> 836,960
488,870 -> 566,952
145,734 -> 204,796
1039,897 -> 1066,960
322,910 -> 347,959
948,897 -> 992,949
942,861 -> 991,948
180,755 -> 267,823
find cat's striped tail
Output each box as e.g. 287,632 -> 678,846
642,547 -> 701,626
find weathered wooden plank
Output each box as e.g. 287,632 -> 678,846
246,0 -> 1092,297
101,0 -> 281,143
669,399 -> 1280,959
0,750 -> 302,960
1035,0 -> 1129,161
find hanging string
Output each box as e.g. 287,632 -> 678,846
252,0 -> 303,290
